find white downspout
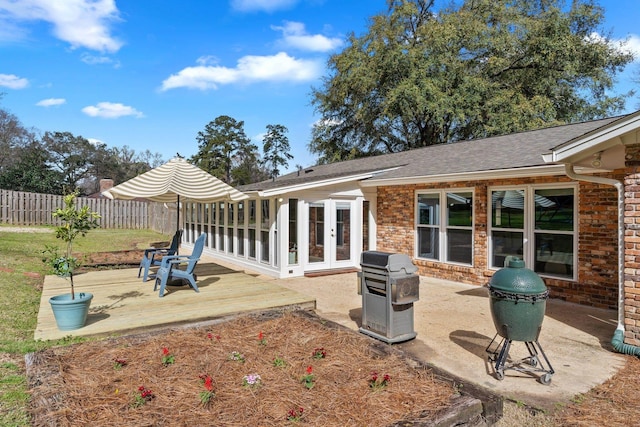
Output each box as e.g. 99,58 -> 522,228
565,164 -> 640,355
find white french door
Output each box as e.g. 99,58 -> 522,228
307,199 -> 353,270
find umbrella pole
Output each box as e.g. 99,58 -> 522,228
177,195 -> 180,255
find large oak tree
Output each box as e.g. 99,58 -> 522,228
310,0 -> 635,163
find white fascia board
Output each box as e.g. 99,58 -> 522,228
545,112 -> 640,163
360,165 -> 565,187
255,172 -> 376,197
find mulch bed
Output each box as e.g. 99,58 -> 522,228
77,250 -> 144,271
27,311 -> 461,426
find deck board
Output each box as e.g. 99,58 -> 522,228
35,262 -> 316,341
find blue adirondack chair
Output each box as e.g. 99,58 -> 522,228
154,233 -> 205,297
139,230 -> 183,281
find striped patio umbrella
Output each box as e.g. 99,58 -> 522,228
102,156 -> 247,231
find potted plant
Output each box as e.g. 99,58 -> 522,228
43,192 -> 101,330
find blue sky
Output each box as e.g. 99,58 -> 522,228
1,0 -> 639,174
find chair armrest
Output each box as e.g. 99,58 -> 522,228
159,255 -> 190,268
144,248 -> 168,257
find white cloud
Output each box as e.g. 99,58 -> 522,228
231,0 -> 298,12
82,102 -> 144,118
36,98 -> 66,107
161,52 -> 323,91
0,0 -> 123,52
587,32 -> 640,62
313,117 -> 342,128
623,34 -> 640,62
253,132 -> 266,143
87,137 -> 104,146
80,53 -> 120,67
196,55 -> 219,66
272,21 -> 343,52
0,73 -> 29,89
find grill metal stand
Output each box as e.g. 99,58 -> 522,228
486,334 -> 555,385
359,251 -> 419,344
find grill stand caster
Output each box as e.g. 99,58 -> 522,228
486,333 -> 555,385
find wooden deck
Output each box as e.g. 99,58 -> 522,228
35,262 -> 316,341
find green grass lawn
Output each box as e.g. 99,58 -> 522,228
0,226 -> 167,426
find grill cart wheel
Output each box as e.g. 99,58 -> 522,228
540,373 -> 552,385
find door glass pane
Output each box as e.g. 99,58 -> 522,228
535,233 -> 573,278
491,230 -> 523,268
535,188 -> 574,231
335,203 -> 350,261
491,190 -> 525,229
309,203 -> 324,263
362,201 -> 370,252
289,199 -> 298,265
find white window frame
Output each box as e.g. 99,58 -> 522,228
488,183 -> 578,280
415,188 -> 474,266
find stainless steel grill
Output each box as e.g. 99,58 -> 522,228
359,251 -> 419,343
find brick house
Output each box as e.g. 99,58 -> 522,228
182,110 -> 640,348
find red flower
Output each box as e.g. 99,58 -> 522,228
162,347 -> 169,356
138,385 -> 145,392
204,376 -> 213,391
306,365 -> 313,374
287,406 -> 304,420
258,331 -> 263,340
207,332 -> 213,339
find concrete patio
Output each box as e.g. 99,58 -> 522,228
271,268 -> 626,411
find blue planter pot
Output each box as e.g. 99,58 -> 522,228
49,292 -> 93,331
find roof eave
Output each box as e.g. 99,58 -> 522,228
544,111 -> 640,164
360,165 -> 566,187
249,172 -> 378,197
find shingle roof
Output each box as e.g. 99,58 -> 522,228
239,115 -> 624,192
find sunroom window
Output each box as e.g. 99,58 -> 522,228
416,190 -> 473,265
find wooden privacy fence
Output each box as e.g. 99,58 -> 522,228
0,189 -> 152,229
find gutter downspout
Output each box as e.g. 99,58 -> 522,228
565,164 -> 640,356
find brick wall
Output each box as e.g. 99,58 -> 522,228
376,175 -> 620,309
624,145 -> 640,345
